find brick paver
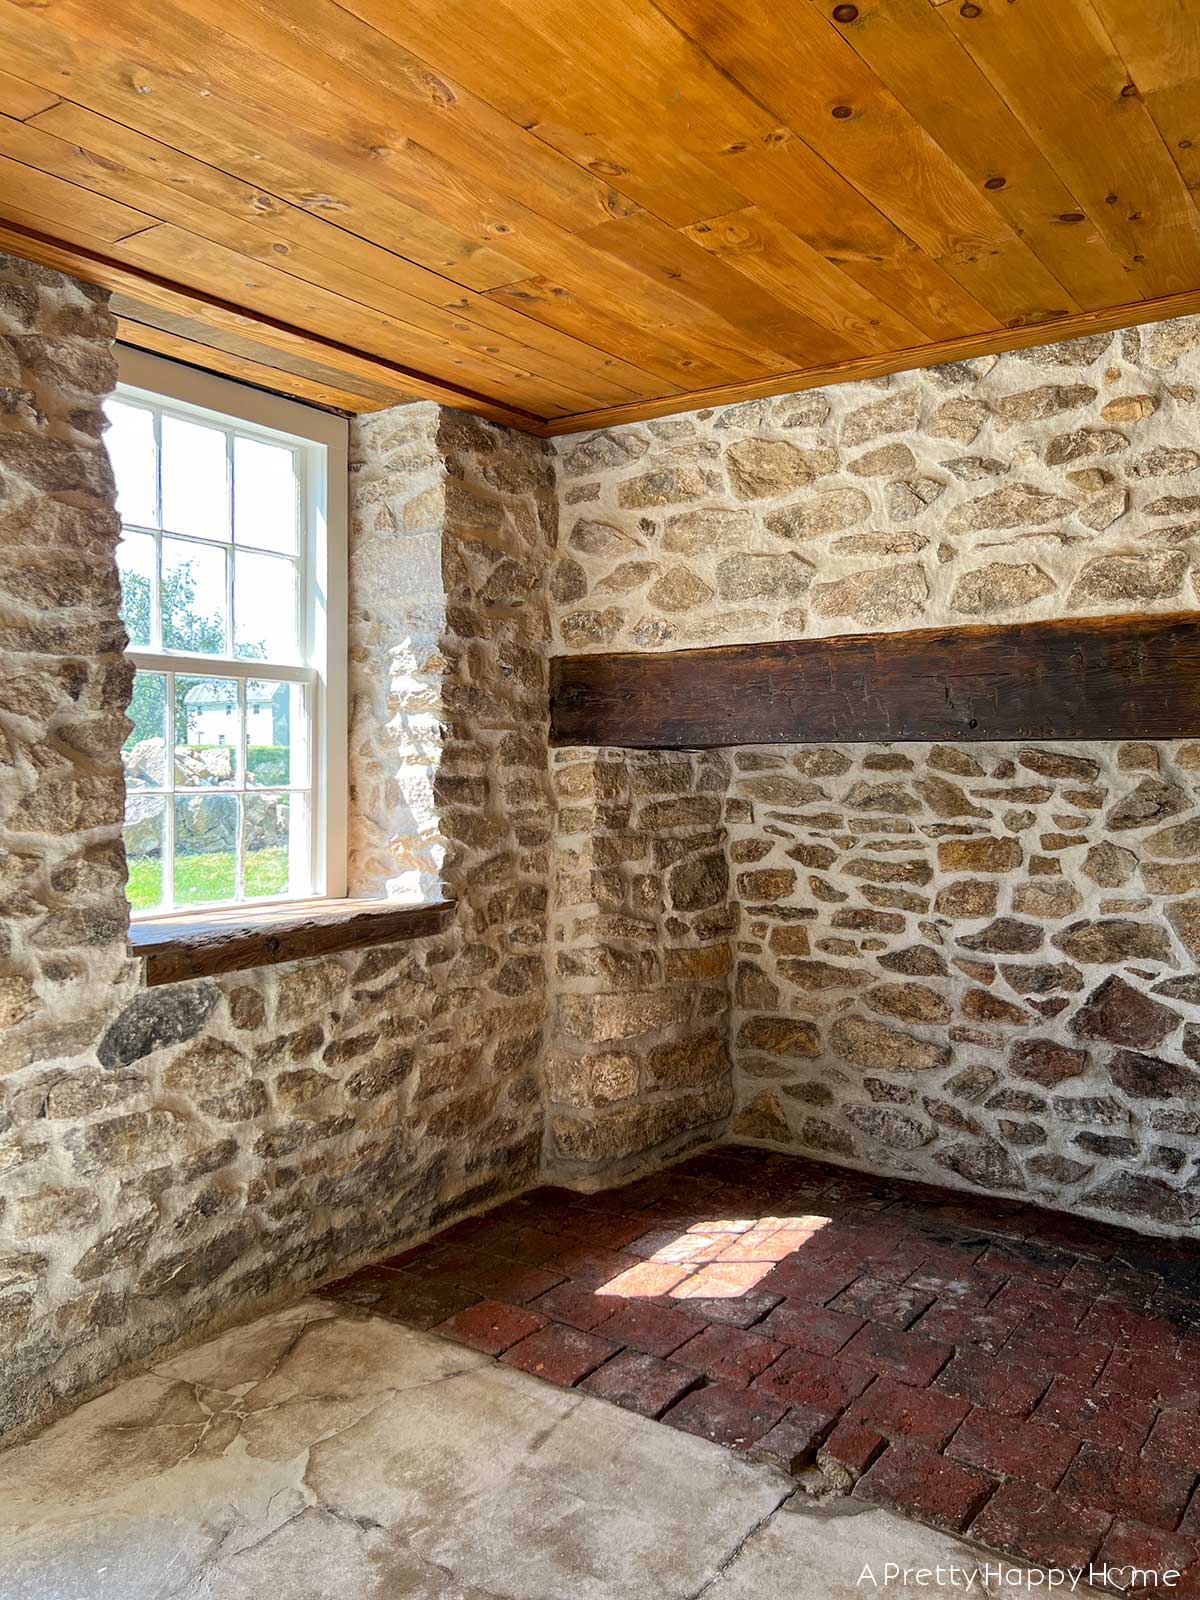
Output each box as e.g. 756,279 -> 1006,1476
320,1145 -> 1200,1577
430,1298 -> 547,1355
500,1323 -> 620,1385
662,1383 -> 787,1450
579,1349 -> 700,1418
856,1442 -> 994,1534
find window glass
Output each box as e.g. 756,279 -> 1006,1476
246,680 -> 303,787
117,530 -> 156,648
245,792 -> 299,898
174,793 -> 237,906
123,793 -> 165,913
174,675 -> 240,788
161,538 -> 229,656
107,378 -> 325,917
122,671 -> 166,788
234,550 -> 298,661
234,435 -> 297,553
161,414 -> 229,541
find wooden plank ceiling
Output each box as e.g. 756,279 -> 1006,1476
0,0 -> 1197,432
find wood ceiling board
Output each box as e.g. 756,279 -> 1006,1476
815,0 -> 1139,311
0,6 -> 532,290
941,0 -> 1200,298
26,98 -> 524,308
699,131 -> 1003,343
543,281 -> 1200,435
1088,0 -> 1200,195
0,66 -> 60,121
0,0 -> 1197,428
0,4 -> 819,389
517,227 -> 801,382
653,0 -> 1081,325
0,216 -> 540,427
483,277 -> 740,393
36,0 -> 581,270
336,0 -> 776,226
682,206 -> 927,355
181,0 -> 621,235
23,100 -> 665,405
114,318 -> 393,412
574,211 -> 865,369
110,221 -> 587,418
0,150 -> 157,244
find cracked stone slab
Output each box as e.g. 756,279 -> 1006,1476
0,1298 -> 1110,1599
0,1301 -> 785,1600
702,1497 -> 1108,1599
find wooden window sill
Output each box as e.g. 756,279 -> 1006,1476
128,897 -> 456,986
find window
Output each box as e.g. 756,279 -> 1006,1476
108,349 -> 347,918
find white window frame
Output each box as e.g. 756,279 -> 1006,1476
114,347 -> 348,919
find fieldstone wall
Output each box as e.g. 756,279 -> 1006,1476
552,316 -> 1200,653
727,740 -> 1200,1233
549,316 -> 1200,1237
6,247 -> 1200,1446
545,747 -> 734,1180
0,255 -> 556,1443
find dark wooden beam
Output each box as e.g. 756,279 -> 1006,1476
549,612 -> 1200,749
130,897 -> 455,985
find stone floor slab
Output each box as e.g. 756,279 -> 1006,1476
0,1296 -> 1115,1599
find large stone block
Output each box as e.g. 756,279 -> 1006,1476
96,985 -> 220,1069
830,1015 -> 950,1074
1072,976 -> 1181,1049
558,991 -> 693,1044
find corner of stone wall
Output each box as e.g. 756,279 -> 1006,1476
347,400 -> 446,901
540,320 -> 1200,1239
348,400 -> 559,1203
542,746 -> 737,1186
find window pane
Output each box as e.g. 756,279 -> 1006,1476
123,671 -> 167,789
124,793 -> 165,913
174,794 -> 236,906
161,414 -> 229,541
234,550 -> 297,661
246,680 -> 304,787
245,791 -> 298,898
234,435 -> 297,553
105,399 -> 157,528
117,531 -> 156,649
162,538 -> 228,655
174,675 -> 239,787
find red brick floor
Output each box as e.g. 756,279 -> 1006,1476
320,1146 -> 1200,1588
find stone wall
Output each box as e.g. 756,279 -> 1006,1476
545,747 -> 734,1180
548,315 -> 1200,1237
6,244 -> 1200,1446
552,317 -> 1200,654
0,254 -> 556,1443
727,739 -> 1200,1232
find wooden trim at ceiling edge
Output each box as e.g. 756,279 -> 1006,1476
5,216 -> 1200,436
